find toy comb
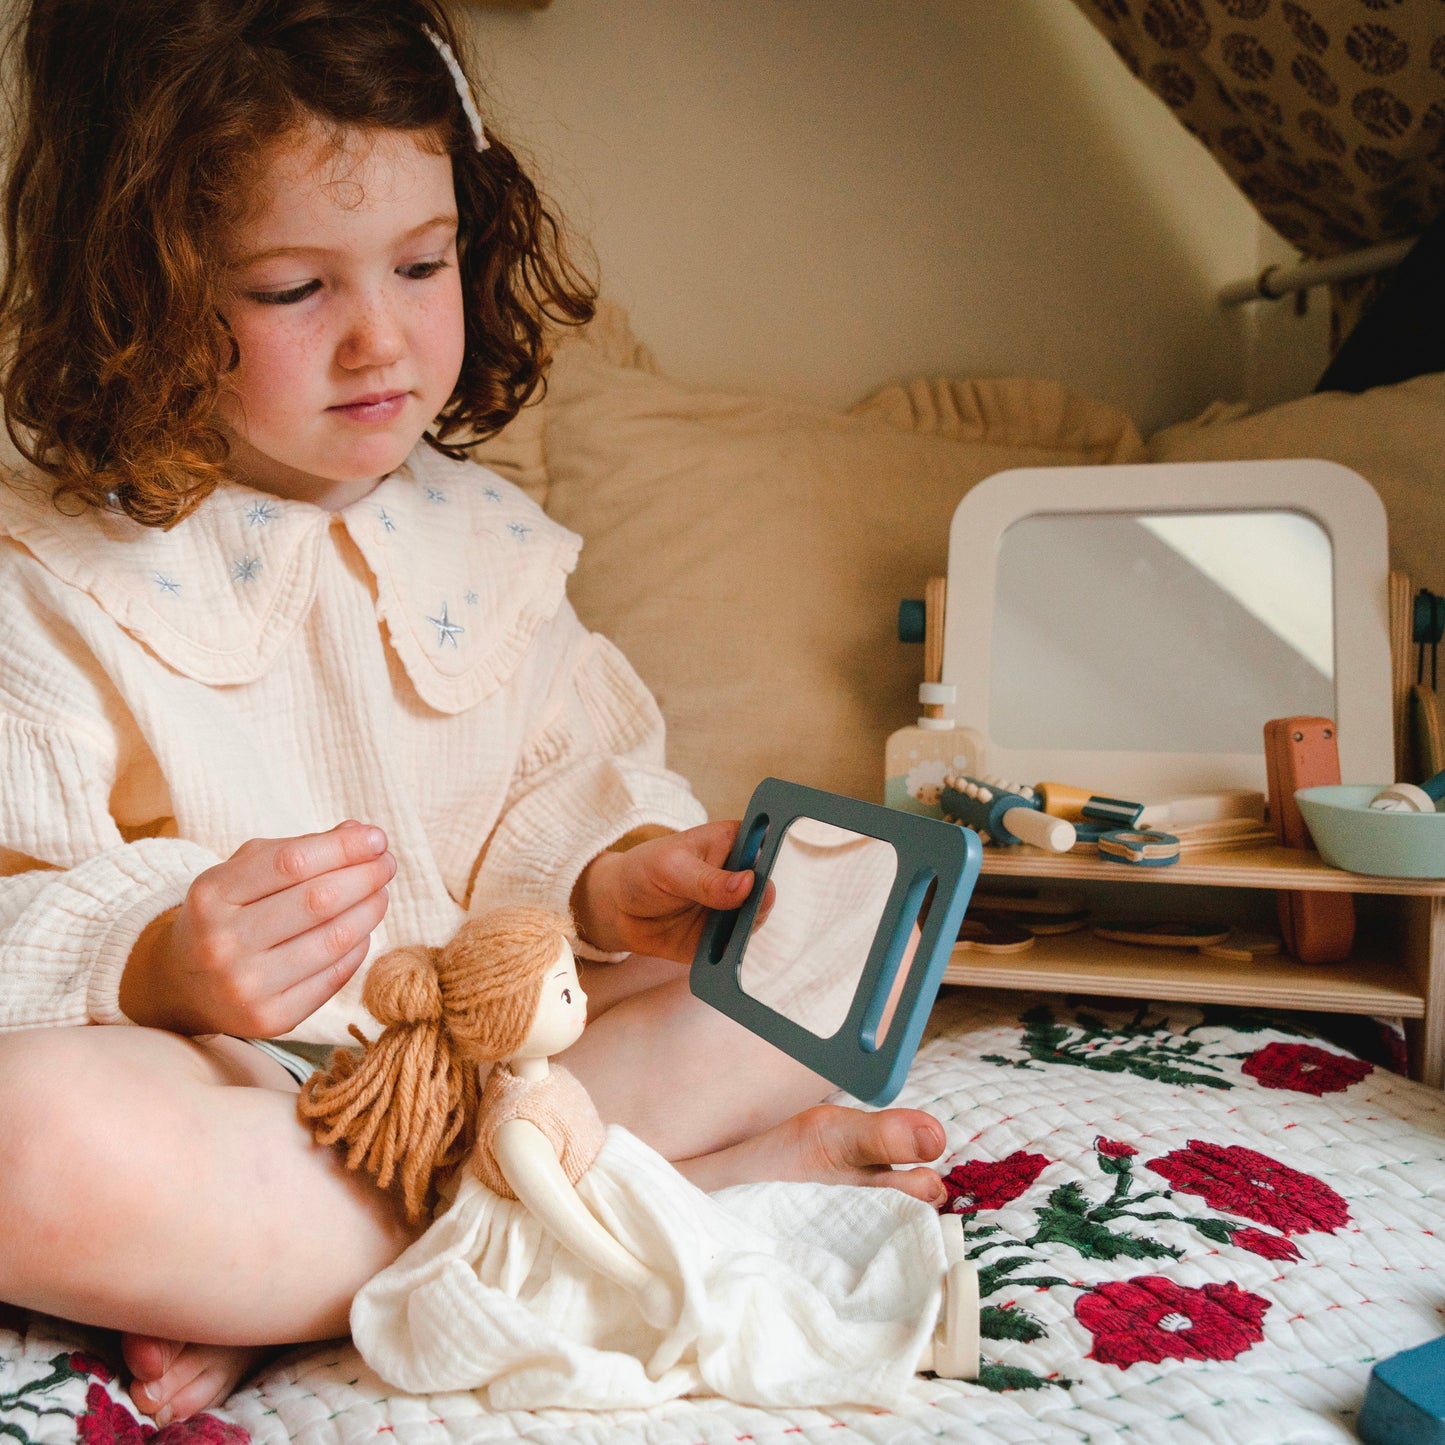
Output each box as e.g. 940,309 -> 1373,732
939,774 -> 1075,852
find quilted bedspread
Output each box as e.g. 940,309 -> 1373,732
4,987 -> 1443,1445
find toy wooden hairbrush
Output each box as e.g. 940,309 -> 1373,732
939,773 -> 1075,852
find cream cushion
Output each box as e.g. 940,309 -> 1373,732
1148,375 -> 1445,601
536,319 -> 1144,819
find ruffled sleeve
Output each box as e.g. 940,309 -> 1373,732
467,602 -> 706,949
0,714 -> 218,1029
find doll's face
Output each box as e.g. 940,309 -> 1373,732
513,939 -> 588,1060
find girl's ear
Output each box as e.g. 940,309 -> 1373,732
298,945 -> 479,1223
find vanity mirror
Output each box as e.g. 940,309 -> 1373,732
691,778 -> 981,1105
942,460 -> 1393,801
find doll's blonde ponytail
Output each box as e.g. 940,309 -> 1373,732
298,944 -> 479,1223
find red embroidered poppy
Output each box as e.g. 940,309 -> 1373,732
76,1382 -> 250,1445
1231,1227 -> 1303,1262
1095,1138 -> 1138,1158
69,1352 -> 117,1384
1148,1139 -> 1349,1235
77,1383 -> 153,1445
1241,1042 -> 1373,1095
941,1150 -> 1049,1214
1075,1276 -> 1270,1367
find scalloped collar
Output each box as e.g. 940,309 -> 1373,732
0,445 -> 580,712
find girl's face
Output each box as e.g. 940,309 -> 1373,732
513,940 -> 589,1061
217,123 -> 466,510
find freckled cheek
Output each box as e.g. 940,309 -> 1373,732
219,316 -> 331,428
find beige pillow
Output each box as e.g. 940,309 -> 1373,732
466,302 -> 656,507
1148,375 -> 1445,600
542,336 -> 1144,820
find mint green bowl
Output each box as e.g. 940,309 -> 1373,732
1296,784 -> 1445,878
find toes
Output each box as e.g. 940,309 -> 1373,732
890,1165 -> 948,1206
816,1105 -> 946,1169
162,1357 -> 240,1425
121,1332 -> 180,1384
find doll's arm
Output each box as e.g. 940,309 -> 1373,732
493,1117 -> 672,1324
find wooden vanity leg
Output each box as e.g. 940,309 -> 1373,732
1401,894 -> 1445,1089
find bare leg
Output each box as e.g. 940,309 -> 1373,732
568,957 -> 947,1203
0,1025 -> 418,1422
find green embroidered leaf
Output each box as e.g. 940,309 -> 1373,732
976,1255 -> 1070,1296
1029,1206 -> 1181,1261
978,1363 -> 1072,1392
980,1305 -> 1046,1342
996,1004 -> 1234,1090
1193,1216 -> 1236,1244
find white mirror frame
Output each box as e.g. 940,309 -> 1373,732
942,459 -> 1394,801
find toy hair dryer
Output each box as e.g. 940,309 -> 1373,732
940,774 -> 1075,852
1370,767 -> 1445,813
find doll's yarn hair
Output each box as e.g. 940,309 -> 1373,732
297,906 -> 574,1222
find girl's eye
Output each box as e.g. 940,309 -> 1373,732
561,988 -> 572,1004
247,280 -> 321,306
399,259 -> 449,281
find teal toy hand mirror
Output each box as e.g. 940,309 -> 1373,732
690,778 -> 981,1105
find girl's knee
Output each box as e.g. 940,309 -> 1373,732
0,1027 -> 170,1238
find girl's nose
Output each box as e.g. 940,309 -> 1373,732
337,296 -> 406,370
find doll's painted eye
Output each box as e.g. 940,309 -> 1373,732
562,988 -> 573,1004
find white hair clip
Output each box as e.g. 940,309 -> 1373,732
424,25 -> 489,153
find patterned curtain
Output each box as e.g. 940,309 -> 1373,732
1070,0 -> 1445,343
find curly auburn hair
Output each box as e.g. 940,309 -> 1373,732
0,0 -> 596,528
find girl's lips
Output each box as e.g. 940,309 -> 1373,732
330,392 -> 408,424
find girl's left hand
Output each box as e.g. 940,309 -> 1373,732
570,821 -> 755,962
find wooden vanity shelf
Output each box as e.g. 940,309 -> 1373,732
943,843 -> 1445,1088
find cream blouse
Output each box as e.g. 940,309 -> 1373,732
0,445 -> 704,1043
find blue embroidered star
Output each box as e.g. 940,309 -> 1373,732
508,522 -> 531,540
426,601 -> 464,649
425,487 -> 447,504
483,486 -> 501,503
465,590 -> 479,605
377,508 -> 397,533
153,573 -> 181,596
244,501 -> 277,527
231,555 -> 261,583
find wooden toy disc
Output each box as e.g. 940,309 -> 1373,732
970,888 -> 1087,916
975,908 -> 1089,936
1092,919 -> 1232,948
957,918 -> 1037,953
1199,930 -> 1284,962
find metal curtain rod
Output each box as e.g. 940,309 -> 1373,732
1219,235 -> 1418,307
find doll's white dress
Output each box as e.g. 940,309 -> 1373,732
350,1066 -> 949,1411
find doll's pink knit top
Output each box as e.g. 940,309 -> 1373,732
471,1064 -> 607,1200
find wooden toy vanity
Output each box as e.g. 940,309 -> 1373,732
943,843 -> 1445,1089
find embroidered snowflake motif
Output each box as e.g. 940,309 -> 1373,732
465,590 -> 479,605
244,500 -> 277,527
231,555 -> 262,584
508,522 -> 531,540
426,601 -> 464,648
377,508 -> 397,533
425,486 -> 447,504
152,573 -> 182,596
483,486 -> 501,502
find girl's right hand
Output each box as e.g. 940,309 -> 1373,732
118,820 -> 396,1037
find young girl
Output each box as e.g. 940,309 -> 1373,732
0,0 -> 949,1427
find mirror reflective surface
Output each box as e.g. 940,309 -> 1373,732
737,818 -> 900,1040
990,510 -> 1334,755
942,462 -> 1393,800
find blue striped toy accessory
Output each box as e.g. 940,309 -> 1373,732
1097,828 -> 1181,867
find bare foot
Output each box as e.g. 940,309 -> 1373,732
123,1333 -> 278,1426
675,1103 -> 948,1203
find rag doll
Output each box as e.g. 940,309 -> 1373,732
300,906 -> 977,1412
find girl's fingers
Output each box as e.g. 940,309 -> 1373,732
211,823 -> 390,908
242,850 -> 397,958
259,892 -> 389,1033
